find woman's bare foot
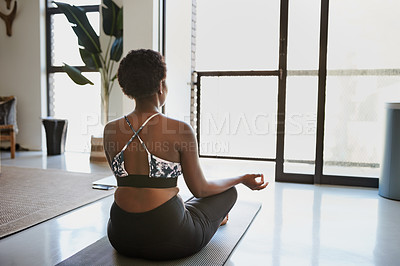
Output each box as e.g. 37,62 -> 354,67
220,214 -> 229,226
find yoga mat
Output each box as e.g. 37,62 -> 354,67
0,166 -> 113,238
57,200 -> 261,266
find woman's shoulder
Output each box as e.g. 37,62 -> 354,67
103,116 -> 126,138
106,116 -> 126,125
158,116 -> 196,146
160,115 -> 194,134
104,114 -> 194,138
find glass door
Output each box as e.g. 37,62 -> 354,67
321,0 -> 400,186
279,0 -> 400,187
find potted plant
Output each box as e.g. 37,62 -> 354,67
54,0 -> 123,161
54,0 -> 122,125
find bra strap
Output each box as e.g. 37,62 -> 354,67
124,116 -> 136,132
122,113 -> 160,152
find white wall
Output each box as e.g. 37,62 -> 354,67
164,0 -> 192,122
110,0 -> 161,116
0,0 -> 46,150
112,0 -> 193,120
101,0 -> 123,122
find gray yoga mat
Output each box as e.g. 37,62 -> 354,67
57,200 -> 261,266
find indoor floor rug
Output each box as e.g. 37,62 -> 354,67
57,200 -> 261,266
0,166 -> 113,238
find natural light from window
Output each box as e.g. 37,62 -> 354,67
50,6 -> 102,152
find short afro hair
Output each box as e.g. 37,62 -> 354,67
117,49 -> 166,99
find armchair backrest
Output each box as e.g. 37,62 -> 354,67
0,96 -> 18,133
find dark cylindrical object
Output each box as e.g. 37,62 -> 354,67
379,103 -> 400,200
42,118 -> 68,155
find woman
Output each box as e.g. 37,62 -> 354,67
104,49 -> 268,260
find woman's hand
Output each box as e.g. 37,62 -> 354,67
241,174 -> 269,190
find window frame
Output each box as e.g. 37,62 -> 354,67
193,0 -> 383,188
45,1 -> 100,117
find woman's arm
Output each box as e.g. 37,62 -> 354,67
179,122 -> 268,198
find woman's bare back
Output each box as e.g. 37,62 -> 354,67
104,113 -> 184,213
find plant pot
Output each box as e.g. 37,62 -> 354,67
42,118 -> 68,156
89,135 -> 107,162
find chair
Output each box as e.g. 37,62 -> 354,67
0,96 -> 18,158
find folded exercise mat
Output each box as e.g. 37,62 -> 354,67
57,200 -> 261,266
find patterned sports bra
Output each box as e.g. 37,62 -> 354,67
111,113 -> 182,188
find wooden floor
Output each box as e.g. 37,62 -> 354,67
0,151 -> 399,266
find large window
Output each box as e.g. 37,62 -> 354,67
46,0 -> 102,152
194,0 -> 400,187
195,0 -> 280,161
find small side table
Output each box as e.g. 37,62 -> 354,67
42,118 -> 68,155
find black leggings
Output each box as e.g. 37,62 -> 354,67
107,187 -> 237,260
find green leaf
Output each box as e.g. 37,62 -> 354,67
79,48 -> 101,70
102,0 -> 121,37
110,36 -> 123,61
116,7 -> 123,38
54,2 -> 101,54
62,64 -> 94,85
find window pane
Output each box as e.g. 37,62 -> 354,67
324,75 -> 400,177
196,0 -> 280,71
51,13 -> 100,66
50,72 -> 101,152
287,0 -> 321,70
48,0 -> 100,7
284,76 -> 318,174
199,76 -> 278,158
327,0 -> 400,69
324,0 -> 400,177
